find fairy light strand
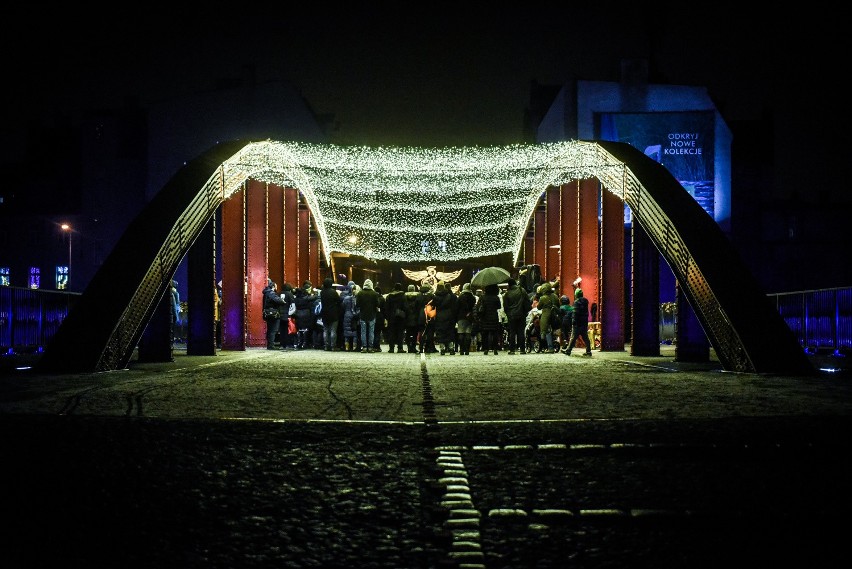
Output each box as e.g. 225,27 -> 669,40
220,140 -> 626,265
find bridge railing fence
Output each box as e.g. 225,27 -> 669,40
1,286 -> 80,356
768,286 -> 852,355
2,286 -> 850,357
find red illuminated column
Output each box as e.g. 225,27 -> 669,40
298,208 -> 310,287
560,182 -> 579,295
268,184 -> 285,287
577,178 -> 600,309
246,179 -> 268,347
309,232 -> 321,288
283,187 -> 300,288
545,186 -> 561,283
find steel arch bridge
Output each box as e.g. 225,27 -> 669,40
37,139 -> 814,376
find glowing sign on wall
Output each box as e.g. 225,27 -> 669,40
598,111 -> 716,220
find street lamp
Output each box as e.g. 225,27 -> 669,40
61,223 -> 72,288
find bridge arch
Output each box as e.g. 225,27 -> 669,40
37,139 -> 813,375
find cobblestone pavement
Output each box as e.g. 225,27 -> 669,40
1,346 -> 851,568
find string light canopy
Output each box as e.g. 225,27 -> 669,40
220,140 -> 628,265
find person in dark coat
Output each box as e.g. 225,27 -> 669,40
355,279 -> 381,353
558,294 -> 574,353
303,282 -> 323,349
341,282 -> 360,352
383,282 -> 408,353
278,282 -> 297,349
262,279 -> 286,350
564,287 -> 592,356
403,284 -> 420,354
373,285 -> 386,351
454,283 -> 477,355
432,281 -> 458,354
502,278 -> 532,354
292,285 -> 316,349
415,284 -> 435,353
477,283 -> 503,355
319,277 -> 343,351
536,281 -> 560,353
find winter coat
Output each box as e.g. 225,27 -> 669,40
374,290 -> 386,331
293,287 -> 316,330
384,290 -> 407,324
404,291 -> 420,328
320,284 -> 343,325
502,283 -> 531,321
341,291 -> 359,339
263,285 -> 286,316
278,289 -> 296,323
477,287 -> 503,332
536,283 -> 560,333
559,299 -> 574,334
432,287 -> 457,343
572,295 -> 590,328
355,287 -> 381,321
456,289 -> 476,323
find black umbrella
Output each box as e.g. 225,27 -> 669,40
471,266 -> 511,288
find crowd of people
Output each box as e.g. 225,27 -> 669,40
261,272 -> 597,356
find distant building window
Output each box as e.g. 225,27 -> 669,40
29,267 -> 40,289
56,265 -> 69,290
0,267 -> 9,286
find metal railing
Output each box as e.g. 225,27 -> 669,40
768,287 -> 852,354
0,286 -> 80,355
2,285 -> 850,357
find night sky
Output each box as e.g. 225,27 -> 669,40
3,6 -> 844,201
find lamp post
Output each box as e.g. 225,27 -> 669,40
61,223 -> 72,288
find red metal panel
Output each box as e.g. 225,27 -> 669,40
246,180 -> 268,347
560,182 -> 579,293
600,186 -> 625,351
268,184 -> 285,287
309,234 -> 320,287
221,187 -> 245,350
545,187 -> 561,284
578,178 -> 600,311
283,187 -> 299,288
534,205 -> 546,271
298,207 -> 310,287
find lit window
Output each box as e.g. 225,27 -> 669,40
0,267 -> 9,286
56,265 -> 69,290
29,267 -> 40,289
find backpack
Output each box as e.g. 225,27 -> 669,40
550,302 -> 563,329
